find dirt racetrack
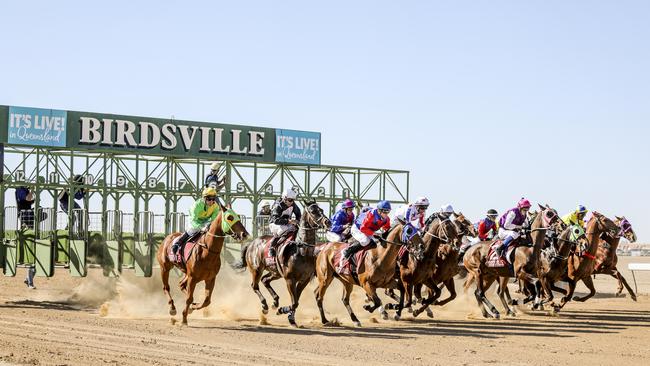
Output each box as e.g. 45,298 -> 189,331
1,256 -> 649,366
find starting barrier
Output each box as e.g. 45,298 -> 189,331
2,207 -> 269,278
135,211 -> 154,277
105,210 -> 122,277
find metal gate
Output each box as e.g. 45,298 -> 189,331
135,211 -> 153,277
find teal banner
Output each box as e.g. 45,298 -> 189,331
275,129 -> 321,165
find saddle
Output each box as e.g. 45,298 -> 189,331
168,232 -> 203,267
333,242 -> 375,277
486,239 -> 517,268
264,232 -> 297,266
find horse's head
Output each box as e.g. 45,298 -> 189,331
615,216 -> 637,243
535,204 -> 560,230
302,199 -> 331,230
453,212 -> 477,238
589,212 -> 619,238
400,224 -> 425,261
559,224 -> 587,249
216,203 -> 249,241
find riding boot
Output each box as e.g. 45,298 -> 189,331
498,236 -> 513,257
173,232 -> 190,257
269,235 -> 281,257
342,242 -> 363,261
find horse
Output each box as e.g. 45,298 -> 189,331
537,223 -> 587,305
411,213 -> 478,317
233,200 -> 330,326
553,212 -> 620,310
314,224 -> 424,326
592,216 -> 638,301
390,216 -> 459,319
463,205 -> 559,318
156,203 -> 249,325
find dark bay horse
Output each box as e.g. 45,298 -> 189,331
592,216 -> 638,301
463,205 -> 559,318
156,204 -> 249,325
411,213 -> 478,317
538,223 -> 587,305
234,200 -> 330,326
391,216 -> 458,319
314,224 -> 424,326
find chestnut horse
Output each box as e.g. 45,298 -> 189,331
592,216 -> 638,301
233,200 -> 330,326
314,224 -> 424,326
553,212 -> 619,310
156,204 -> 249,325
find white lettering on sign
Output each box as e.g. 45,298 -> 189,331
76,116 -> 271,156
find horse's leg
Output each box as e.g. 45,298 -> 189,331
394,281 -> 406,321
385,288 -> 400,302
342,282 -> 362,327
558,279 -> 576,310
436,278 -> 457,307
613,269 -> 637,301
290,279 -> 311,326
161,263 -> 176,316
478,274 -> 500,319
314,271 -> 334,325
278,278 -> 299,327
573,275 -> 596,302
261,272 -> 281,309
471,271 -> 491,318
192,277 -> 215,311
251,268 -> 270,314
414,283 -> 424,304
551,281 -> 567,295
181,276 -> 198,325
362,283 -> 388,320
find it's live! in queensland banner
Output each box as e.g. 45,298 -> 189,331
275,129 -> 321,165
8,106 -> 67,147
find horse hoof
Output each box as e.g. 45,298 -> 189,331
632,295 -> 638,302
354,321 -> 362,327
169,308 -> 177,316
381,312 -> 389,321
507,311 -> 516,317
363,305 -> 372,313
572,296 -> 581,302
393,314 -> 401,321
407,307 -> 413,313
426,309 -> 434,318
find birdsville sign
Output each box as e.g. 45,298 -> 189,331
1,105 -> 321,165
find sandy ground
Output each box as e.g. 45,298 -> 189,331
1,256 -> 649,366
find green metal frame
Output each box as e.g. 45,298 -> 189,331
1,144 -> 409,271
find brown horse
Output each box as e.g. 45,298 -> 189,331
537,223 -> 587,305
156,204 -> 249,325
391,217 -> 458,319
553,212 -> 620,310
411,213 -> 478,317
314,224 -> 424,326
463,205 -> 559,318
592,216 -> 637,301
233,200 -> 330,326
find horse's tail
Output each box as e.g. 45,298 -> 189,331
231,242 -> 250,271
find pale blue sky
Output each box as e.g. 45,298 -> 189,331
1,1 -> 649,240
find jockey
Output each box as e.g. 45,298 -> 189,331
477,209 -> 499,241
268,188 -> 302,257
326,199 -> 356,243
172,187 -> 221,259
204,162 -> 221,188
439,204 -> 455,220
341,200 -> 392,265
258,201 -> 272,216
496,198 -> 531,257
394,196 -> 429,230
562,205 -> 588,228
